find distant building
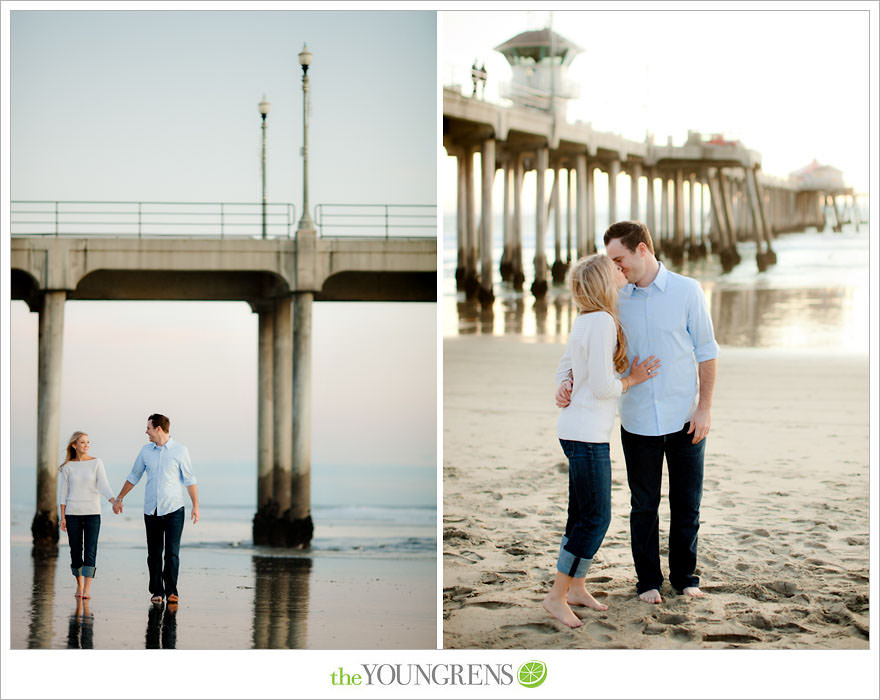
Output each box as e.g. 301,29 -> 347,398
789,160 -> 847,192
494,28 -> 582,119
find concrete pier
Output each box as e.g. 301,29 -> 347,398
13,231 -> 435,549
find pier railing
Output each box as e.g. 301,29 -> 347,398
10,201 -> 438,239
315,204 -> 437,238
10,201 -> 298,239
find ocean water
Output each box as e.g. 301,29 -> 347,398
443,219 -> 870,353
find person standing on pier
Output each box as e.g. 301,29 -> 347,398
58,431 -> 119,600
557,221 -> 718,604
545,254 -> 661,627
113,414 -> 199,606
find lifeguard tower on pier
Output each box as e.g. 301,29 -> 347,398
495,28 -> 582,120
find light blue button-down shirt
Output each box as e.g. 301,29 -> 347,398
125,438 -> 197,516
617,261 -> 718,436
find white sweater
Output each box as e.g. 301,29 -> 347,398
555,311 -> 624,443
59,457 -> 115,515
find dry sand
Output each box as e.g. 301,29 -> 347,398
443,337 -> 870,649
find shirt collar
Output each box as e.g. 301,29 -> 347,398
623,260 -> 668,296
152,437 -> 173,450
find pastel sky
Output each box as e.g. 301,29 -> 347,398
4,9 -> 437,508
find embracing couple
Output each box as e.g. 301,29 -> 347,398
544,220 -> 718,628
58,413 -> 199,607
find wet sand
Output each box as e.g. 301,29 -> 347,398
443,337 -> 870,648
11,542 -> 435,649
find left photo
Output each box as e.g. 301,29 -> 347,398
7,9 -> 437,649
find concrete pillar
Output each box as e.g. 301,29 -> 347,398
290,292 -> 314,547
33,291 -> 66,548
645,168 -> 655,236
688,173 -> 697,246
512,153 -> 524,288
660,175 -> 669,249
673,168 -> 685,255
608,159 -> 620,224
251,305 -> 276,546
500,158 -> 513,280
575,154 -> 587,257
630,162 -> 642,221
272,296 -> 293,533
566,167 -> 574,262
464,146 -> 478,297
532,146 -> 549,296
586,162 -> 596,253
551,165 -> 566,283
455,150 -> 467,290
257,308 -> 274,508
479,138 -> 495,303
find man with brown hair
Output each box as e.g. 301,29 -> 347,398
557,221 -> 718,604
114,413 -> 199,606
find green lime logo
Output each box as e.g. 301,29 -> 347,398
517,660 -> 547,688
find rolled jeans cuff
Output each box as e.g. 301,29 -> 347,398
80,565 -> 96,578
71,566 -> 82,577
556,535 -> 592,579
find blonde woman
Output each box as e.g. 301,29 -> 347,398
59,432 -> 118,599
542,254 -> 661,628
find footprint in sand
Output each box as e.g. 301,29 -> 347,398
658,613 -> 689,625
467,600 -> 520,609
501,622 -> 559,635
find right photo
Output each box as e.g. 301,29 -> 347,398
441,10 -> 870,649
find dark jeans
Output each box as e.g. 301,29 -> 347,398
66,514 -> 100,578
144,507 -> 185,598
621,423 -> 705,594
558,439 -> 612,576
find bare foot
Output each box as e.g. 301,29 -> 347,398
81,592 -> 91,599
74,591 -> 83,598
567,587 -> 609,611
542,595 -> 583,628
682,586 -> 705,598
639,589 -> 662,604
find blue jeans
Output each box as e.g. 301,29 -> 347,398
621,423 -> 705,594
557,439 -> 612,578
144,507 -> 185,598
66,514 -> 100,578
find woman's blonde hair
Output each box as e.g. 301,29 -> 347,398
59,431 -> 88,471
568,254 -> 629,374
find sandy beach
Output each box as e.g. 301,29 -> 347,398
443,336 -> 869,649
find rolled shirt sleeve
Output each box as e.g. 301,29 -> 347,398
178,446 -> 197,487
687,279 -> 720,362
125,449 -> 147,487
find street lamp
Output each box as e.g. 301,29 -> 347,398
258,95 -> 271,238
297,43 -> 315,232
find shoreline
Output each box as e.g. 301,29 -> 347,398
443,337 -> 869,649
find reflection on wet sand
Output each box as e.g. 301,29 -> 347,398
27,549 -> 57,649
67,598 -> 94,649
454,284 -> 861,351
145,602 -> 178,649
252,555 -> 312,649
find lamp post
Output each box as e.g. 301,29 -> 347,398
297,44 -> 315,232
258,95 -> 271,238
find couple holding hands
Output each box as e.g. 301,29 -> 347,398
545,220 -> 718,628
58,413 -> 199,606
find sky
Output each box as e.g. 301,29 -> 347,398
440,8 -> 871,212
4,8 -> 437,509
